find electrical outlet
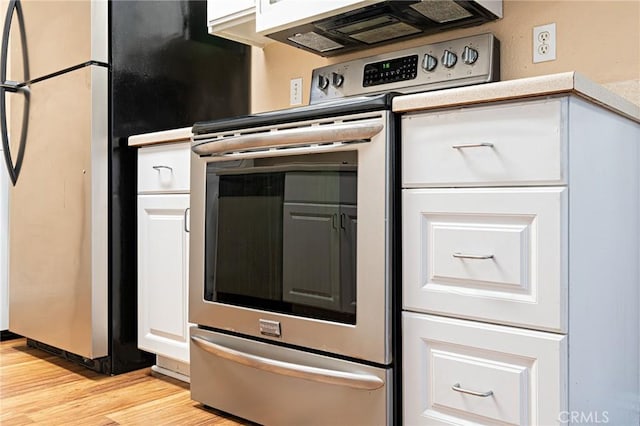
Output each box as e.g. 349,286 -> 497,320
533,23 -> 556,63
290,77 -> 303,105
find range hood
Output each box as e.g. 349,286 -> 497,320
267,0 -> 502,57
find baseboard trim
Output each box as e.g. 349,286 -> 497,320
0,330 -> 21,341
151,365 -> 190,384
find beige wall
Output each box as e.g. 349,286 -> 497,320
251,0 -> 640,113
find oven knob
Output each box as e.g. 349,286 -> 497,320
331,72 -> 344,87
441,49 -> 457,68
462,46 -> 479,65
421,53 -> 438,72
317,74 -> 329,91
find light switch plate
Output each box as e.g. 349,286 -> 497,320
290,77 -> 303,105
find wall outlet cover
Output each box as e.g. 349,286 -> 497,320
533,23 -> 556,63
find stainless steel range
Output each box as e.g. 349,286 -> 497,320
189,33 -> 499,425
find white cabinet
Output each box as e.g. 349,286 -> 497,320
209,0 -> 255,20
255,0 -> 383,34
137,194 -> 190,363
207,0 -> 271,47
404,312 -> 566,426
401,96 -> 640,425
137,142 -> 191,381
403,187 -> 567,332
401,99 -> 567,187
138,142 -> 191,193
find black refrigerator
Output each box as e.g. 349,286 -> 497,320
0,0 -> 249,374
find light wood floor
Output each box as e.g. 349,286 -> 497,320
0,338 -> 249,425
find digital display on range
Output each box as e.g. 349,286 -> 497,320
363,54 -> 418,87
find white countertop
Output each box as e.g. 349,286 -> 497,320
127,73 -> 638,147
128,127 -> 192,147
393,72 -> 640,123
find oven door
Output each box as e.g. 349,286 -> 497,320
189,110 -> 393,365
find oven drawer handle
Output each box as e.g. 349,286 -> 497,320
191,335 -> 385,391
192,120 -> 384,156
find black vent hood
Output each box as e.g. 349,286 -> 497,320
267,0 -> 502,57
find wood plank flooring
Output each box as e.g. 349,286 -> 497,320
0,338 -> 249,425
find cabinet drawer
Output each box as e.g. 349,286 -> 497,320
403,312 -> 566,425
138,143 -> 190,193
402,98 -> 567,187
403,187 -> 567,332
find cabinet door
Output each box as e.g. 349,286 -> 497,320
207,0 -> 273,48
256,0 -> 383,34
339,205 -> 357,314
208,0 -> 255,22
282,203 -> 357,315
282,203 -> 341,312
403,312 -> 566,426
138,194 -> 191,363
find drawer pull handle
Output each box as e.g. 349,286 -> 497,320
452,383 -> 494,397
453,252 -> 494,260
452,142 -> 494,149
152,165 -> 173,172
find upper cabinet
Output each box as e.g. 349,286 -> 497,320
255,0 -> 382,34
207,0 -> 271,48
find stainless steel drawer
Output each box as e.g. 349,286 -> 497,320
190,327 -> 391,426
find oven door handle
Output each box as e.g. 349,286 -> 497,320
191,119 -> 384,156
191,335 -> 385,391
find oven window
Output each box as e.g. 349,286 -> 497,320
204,152 -> 358,324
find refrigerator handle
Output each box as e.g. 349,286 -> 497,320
1,0 -> 29,186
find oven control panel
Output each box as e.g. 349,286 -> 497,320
363,54 -> 419,87
310,33 -> 499,104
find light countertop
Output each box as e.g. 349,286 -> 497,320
128,127 -> 192,147
392,71 -> 640,123
128,73 -> 639,147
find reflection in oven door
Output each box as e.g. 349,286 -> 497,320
206,158 -> 358,324
214,171 -> 284,303
282,170 -> 357,316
